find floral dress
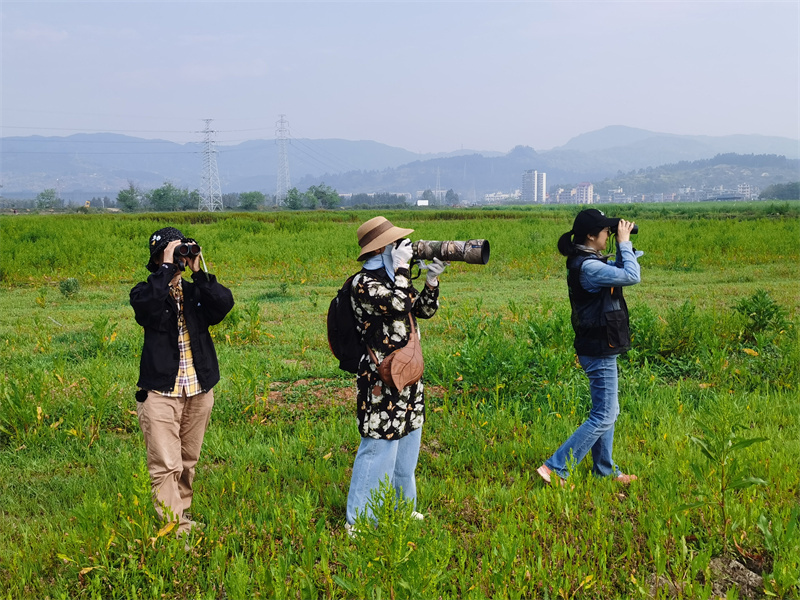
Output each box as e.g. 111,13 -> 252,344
350,266 -> 440,440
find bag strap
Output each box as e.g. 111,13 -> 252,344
366,313 -> 415,367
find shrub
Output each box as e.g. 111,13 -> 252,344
734,289 -> 787,335
59,277 -> 80,297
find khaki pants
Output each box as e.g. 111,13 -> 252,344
137,389 -> 214,534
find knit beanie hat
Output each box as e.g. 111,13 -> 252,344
146,227 -> 184,272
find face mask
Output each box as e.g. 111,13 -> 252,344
381,244 -> 396,281
362,244 -> 396,282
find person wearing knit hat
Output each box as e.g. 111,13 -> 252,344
130,227 -> 234,537
537,210 -> 642,487
345,216 -> 448,535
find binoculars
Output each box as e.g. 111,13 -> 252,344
609,219 -> 639,235
174,240 -> 201,261
412,239 -> 491,265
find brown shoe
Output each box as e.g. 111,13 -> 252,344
614,473 -> 638,485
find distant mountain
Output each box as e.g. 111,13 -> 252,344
558,125 -> 799,164
0,128 -> 797,202
0,133 -> 499,199
593,153 -> 800,195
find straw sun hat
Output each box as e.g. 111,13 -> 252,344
356,216 -> 414,260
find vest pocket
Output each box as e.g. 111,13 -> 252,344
605,310 -> 630,349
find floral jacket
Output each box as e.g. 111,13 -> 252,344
350,266 -> 440,440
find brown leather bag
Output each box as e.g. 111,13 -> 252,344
367,315 -> 424,390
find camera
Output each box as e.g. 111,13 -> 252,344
411,239 -> 490,265
609,219 -> 638,235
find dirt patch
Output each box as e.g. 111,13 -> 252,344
248,378 -> 352,424
648,558 -> 764,599
708,558 -> 764,599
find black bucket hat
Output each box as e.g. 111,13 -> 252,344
146,227 -> 184,272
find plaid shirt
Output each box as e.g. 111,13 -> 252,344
161,281 -> 203,397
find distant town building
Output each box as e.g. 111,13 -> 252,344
484,190 -> 519,204
555,188 -> 576,204
606,188 -> 628,203
576,182 -> 593,205
521,170 -> 546,203
738,183 -> 755,199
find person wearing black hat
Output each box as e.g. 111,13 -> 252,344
537,209 -> 641,486
130,227 -> 234,536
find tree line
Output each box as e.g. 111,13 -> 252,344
759,182 -> 800,200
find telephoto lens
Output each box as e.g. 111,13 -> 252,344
412,240 -> 490,265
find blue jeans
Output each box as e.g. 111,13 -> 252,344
545,355 -> 621,479
346,427 -> 422,525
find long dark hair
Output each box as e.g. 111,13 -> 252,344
557,226 -> 605,257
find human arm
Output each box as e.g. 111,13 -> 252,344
580,241 -> 641,292
190,271 -> 234,325
129,263 -> 179,327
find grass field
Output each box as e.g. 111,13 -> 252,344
1,202 -> 798,599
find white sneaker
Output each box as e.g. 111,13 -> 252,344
411,511 -> 425,520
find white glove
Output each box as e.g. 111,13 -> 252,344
391,238 -> 413,271
420,257 -> 449,287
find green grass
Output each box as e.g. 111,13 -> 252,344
1,203 -> 798,598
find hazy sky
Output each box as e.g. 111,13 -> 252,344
2,1 -> 798,153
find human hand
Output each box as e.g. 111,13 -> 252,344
616,219 -> 635,243
186,248 -> 202,273
391,238 -> 413,271
162,240 -> 183,265
423,257 -> 449,287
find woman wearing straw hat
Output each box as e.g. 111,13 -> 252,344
345,216 -> 448,534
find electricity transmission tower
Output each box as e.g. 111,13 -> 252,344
275,115 -> 291,206
199,119 -> 223,211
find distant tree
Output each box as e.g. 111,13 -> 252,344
347,193 -> 409,207
149,182 -> 181,211
284,187 -> 304,210
445,189 -> 459,204
36,188 -> 57,210
304,191 -> 319,210
222,192 -> 240,209
421,189 -> 435,202
149,182 -> 200,211
759,182 -> 800,200
307,183 -> 341,209
117,181 -> 142,212
180,189 -> 202,211
239,191 -> 265,210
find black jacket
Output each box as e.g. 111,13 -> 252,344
567,253 -> 631,357
130,263 -> 234,392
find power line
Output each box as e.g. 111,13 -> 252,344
2,150 -> 199,155
288,126 -> 361,173
0,125 -> 199,134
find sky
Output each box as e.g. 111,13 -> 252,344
1,0 -> 798,154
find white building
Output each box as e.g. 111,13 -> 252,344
576,182 -> 593,204
521,170 -> 546,203
738,183 -> 754,199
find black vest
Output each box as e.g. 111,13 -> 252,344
567,253 -> 631,357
